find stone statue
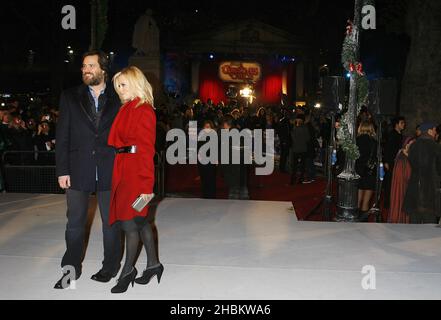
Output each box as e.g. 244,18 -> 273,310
132,9 -> 160,56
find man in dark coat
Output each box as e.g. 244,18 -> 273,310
290,115 -> 311,185
403,122 -> 441,224
383,116 -> 406,208
219,115 -> 246,199
275,108 -> 291,173
54,51 -> 122,289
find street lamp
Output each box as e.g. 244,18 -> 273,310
319,64 -> 330,89
28,50 -> 35,68
108,52 -> 116,68
67,48 -> 74,63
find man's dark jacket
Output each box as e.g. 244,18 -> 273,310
403,135 -> 441,219
56,84 -> 120,192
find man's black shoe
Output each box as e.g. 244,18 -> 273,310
91,270 -> 117,283
54,271 -> 80,289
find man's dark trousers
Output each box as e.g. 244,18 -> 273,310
61,188 -> 121,277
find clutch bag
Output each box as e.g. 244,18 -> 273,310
131,194 -> 153,212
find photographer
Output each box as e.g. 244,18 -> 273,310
33,121 -> 55,165
7,115 -> 33,164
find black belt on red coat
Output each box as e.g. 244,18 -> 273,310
116,145 -> 137,154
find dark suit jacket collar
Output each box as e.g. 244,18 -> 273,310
78,85 -> 96,129
78,83 -> 119,130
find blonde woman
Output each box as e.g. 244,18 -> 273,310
108,66 -> 163,293
355,121 -> 377,222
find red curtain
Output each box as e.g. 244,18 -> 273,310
199,63 -> 227,104
198,61 -> 285,105
260,74 -> 282,105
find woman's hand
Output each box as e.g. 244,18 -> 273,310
140,193 -> 155,203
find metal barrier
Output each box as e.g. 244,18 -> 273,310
1,150 -> 166,196
154,151 -> 166,198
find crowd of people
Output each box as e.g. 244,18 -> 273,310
151,99 -> 334,200
353,109 -> 441,224
0,99 -> 57,160
0,97 -> 58,190
1,79 -> 440,224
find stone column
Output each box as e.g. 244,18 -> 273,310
191,60 -> 200,95
296,61 -> 305,101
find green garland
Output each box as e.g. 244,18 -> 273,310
341,29 -> 370,111
96,0 -> 108,50
337,0 -> 374,161
337,114 -> 361,160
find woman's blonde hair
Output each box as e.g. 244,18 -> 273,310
357,121 -> 376,137
113,66 -> 154,108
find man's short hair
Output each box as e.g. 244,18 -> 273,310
82,50 -> 110,78
391,116 -> 405,127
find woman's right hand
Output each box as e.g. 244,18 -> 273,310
140,193 -> 155,203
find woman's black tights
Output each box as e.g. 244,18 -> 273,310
120,217 -> 159,279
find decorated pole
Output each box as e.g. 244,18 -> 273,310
336,0 -> 370,222
89,0 -> 108,50
90,0 -> 97,50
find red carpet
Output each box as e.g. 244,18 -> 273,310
165,164 -> 389,222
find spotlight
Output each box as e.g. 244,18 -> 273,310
240,86 -> 253,98
209,54 -> 214,60
346,72 -> 351,79
240,86 -> 255,104
314,103 -> 321,109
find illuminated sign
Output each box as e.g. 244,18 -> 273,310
219,62 -> 262,83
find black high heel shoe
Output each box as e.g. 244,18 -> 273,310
135,263 -> 164,285
111,268 -> 137,294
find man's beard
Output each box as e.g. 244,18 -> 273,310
82,72 -> 104,86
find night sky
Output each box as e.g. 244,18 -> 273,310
0,0 -> 409,91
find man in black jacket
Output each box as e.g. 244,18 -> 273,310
383,116 -> 406,208
403,122 -> 441,224
54,51 -> 122,289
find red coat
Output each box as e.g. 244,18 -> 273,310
108,97 -> 156,225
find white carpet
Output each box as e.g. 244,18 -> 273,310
1,193 -> 441,300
